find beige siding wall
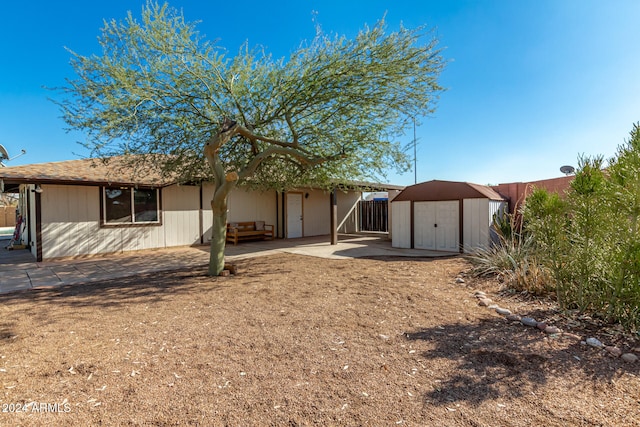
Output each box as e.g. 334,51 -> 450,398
284,188 -> 362,238
40,184 -> 103,258
302,189 -> 330,237
39,184 -> 204,259
162,185 -> 201,246
34,182 -> 367,258
201,184 -> 277,242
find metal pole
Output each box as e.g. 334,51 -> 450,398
413,117 -> 417,184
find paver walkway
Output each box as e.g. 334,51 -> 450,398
0,234 -> 457,294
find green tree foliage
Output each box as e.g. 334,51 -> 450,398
55,2 -> 446,275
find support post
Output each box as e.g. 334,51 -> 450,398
330,188 -> 338,245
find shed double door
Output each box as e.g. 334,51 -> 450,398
414,201 -> 459,252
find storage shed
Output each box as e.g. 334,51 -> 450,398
391,180 -> 507,253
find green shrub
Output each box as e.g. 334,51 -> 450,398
470,123 -> 640,332
467,214 -> 554,296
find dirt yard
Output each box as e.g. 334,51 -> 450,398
0,253 -> 638,426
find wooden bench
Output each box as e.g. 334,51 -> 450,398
226,221 -> 274,245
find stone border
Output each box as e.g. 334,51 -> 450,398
455,277 -> 638,364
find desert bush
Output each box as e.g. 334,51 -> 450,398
520,125 -> 640,332
467,214 -> 554,296
469,124 -> 640,332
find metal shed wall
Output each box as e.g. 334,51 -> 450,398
462,199 -> 507,252
391,200 -> 411,248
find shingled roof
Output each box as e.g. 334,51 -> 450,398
0,156 -> 174,187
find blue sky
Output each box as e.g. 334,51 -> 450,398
1,1 -> 639,186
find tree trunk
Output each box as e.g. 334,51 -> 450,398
209,199 -> 228,276
203,119 -> 240,276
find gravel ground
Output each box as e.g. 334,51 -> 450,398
0,253 -> 638,426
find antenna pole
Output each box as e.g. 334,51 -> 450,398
413,117 -> 417,184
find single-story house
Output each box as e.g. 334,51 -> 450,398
0,157 -> 402,261
391,180 -> 507,253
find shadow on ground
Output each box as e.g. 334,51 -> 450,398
405,316 -> 639,407
0,265 -> 227,313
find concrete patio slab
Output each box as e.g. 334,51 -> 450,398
0,234 -> 460,294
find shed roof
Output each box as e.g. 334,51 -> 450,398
392,180 -> 506,202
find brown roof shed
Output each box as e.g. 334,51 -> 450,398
392,180 -> 506,202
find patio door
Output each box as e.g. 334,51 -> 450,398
286,192 -> 303,238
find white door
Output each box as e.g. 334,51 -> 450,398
435,201 -> 459,252
286,193 -> 303,238
414,202 -> 436,250
414,201 -> 459,251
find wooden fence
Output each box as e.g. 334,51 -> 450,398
358,200 -> 388,232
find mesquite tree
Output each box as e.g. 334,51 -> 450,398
56,2 -> 445,275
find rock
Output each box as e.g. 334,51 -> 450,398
544,326 -> 560,334
621,353 -> 638,363
586,337 -> 604,348
520,317 -> 538,327
488,304 -> 499,309
605,346 -> 622,357
562,333 -> 582,340
478,298 -> 493,307
455,277 -> 465,284
536,322 -> 548,331
495,307 -> 512,316
505,314 -> 521,321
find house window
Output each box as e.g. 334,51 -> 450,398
103,187 -> 159,224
